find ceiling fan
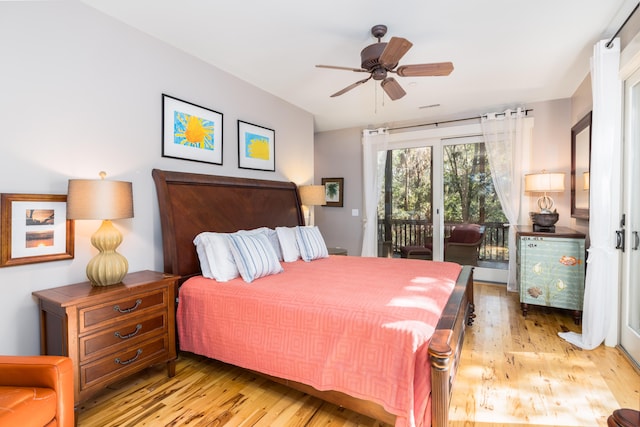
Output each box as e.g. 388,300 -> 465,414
316,25 -> 454,100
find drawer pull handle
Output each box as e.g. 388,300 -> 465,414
113,299 -> 142,313
114,324 -> 142,339
115,349 -> 142,366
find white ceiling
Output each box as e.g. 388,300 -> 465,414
81,0 -> 635,132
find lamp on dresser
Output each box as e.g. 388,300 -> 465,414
299,184 -> 326,225
524,170 -> 565,232
66,171 -> 134,286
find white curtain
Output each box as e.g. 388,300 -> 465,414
559,39 -> 622,349
481,108 -> 529,291
361,128 -> 389,257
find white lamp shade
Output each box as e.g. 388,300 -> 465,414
524,172 -> 565,193
67,178 -> 134,220
299,185 -> 326,206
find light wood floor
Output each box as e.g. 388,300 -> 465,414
76,282 -> 639,427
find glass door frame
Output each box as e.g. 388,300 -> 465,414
620,65 -> 640,366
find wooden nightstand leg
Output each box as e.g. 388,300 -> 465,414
167,359 -> 176,377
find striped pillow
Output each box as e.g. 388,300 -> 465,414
295,226 -> 329,262
228,232 -> 283,283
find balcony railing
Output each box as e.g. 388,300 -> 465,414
378,219 -> 509,262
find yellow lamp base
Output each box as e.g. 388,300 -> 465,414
86,220 -> 129,286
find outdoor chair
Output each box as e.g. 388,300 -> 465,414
400,223 -> 485,265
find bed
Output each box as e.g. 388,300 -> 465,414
152,168 -> 474,427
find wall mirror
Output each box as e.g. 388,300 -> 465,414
571,111 -> 592,219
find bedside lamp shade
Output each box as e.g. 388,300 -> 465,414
299,185 -> 326,207
524,171 -> 565,212
67,172 -> 134,286
299,185 -> 325,226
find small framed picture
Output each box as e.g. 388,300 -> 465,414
237,120 -> 275,171
321,177 -> 344,207
162,94 -> 223,165
0,194 -> 74,267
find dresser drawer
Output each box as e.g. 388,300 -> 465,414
80,335 -> 168,392
79,312 -> 167,362
79,288 -> 167,333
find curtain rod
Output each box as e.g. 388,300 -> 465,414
606,2 -> 640,48
388,108 -> 533,132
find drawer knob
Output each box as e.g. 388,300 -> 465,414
113,299 -> 142,314
114,324 -> 142,339
115,349 -> 142,366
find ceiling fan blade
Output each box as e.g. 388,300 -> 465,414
381,77 -> 406,100
330,76 -> 372,97
396,62 -> 454,77
379,37 -> 413,68
316,64 -> 368,73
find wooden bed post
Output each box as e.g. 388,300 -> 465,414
428,266 -> 474,427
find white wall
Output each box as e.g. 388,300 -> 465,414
0,2 -> 313,355
314,127 -> 364,256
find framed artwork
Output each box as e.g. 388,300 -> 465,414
237,120 -> 275,171
162,94 -> 223,165
321,177 -> 344,207
0,194 -> 74,267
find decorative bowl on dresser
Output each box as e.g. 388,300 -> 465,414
32,270 -> 178,405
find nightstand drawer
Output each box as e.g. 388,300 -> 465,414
80,335 -> 168,391
79,312 -> 167,362
79,288 -> 167,333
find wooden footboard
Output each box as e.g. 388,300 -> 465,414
428,265 -> 474,427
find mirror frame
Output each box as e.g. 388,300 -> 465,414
571,111 -> 592,220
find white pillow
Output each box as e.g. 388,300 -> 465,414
276,226 -> 300,262
193,232 -> 239,281
228,233 -> 283,283
193,235 -> 214,279
295,226 -> 329,262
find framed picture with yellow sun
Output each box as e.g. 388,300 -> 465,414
162,94 -> 223,165
237,120 -> 275,171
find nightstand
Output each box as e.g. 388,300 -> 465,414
515,226 -> 586,324
328,247 -> 348,256
32,270 -> 178,404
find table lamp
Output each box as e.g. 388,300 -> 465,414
299,185 -> 326,225
67,172 -> 134,286
524,171 -> 565,232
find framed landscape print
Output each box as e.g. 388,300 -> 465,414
237,120 -> 275,171
0,193 -> 74,267
321,177 -> 344,207
162,94 -> 223,165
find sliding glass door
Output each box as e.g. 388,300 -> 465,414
378,133 -> 508,280
378,146 -> 435,257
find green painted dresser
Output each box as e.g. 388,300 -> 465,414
515,226 -> 586,324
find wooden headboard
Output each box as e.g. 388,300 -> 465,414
152,169 -> 304,280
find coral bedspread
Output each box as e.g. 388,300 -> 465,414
177,256 -> 462,427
